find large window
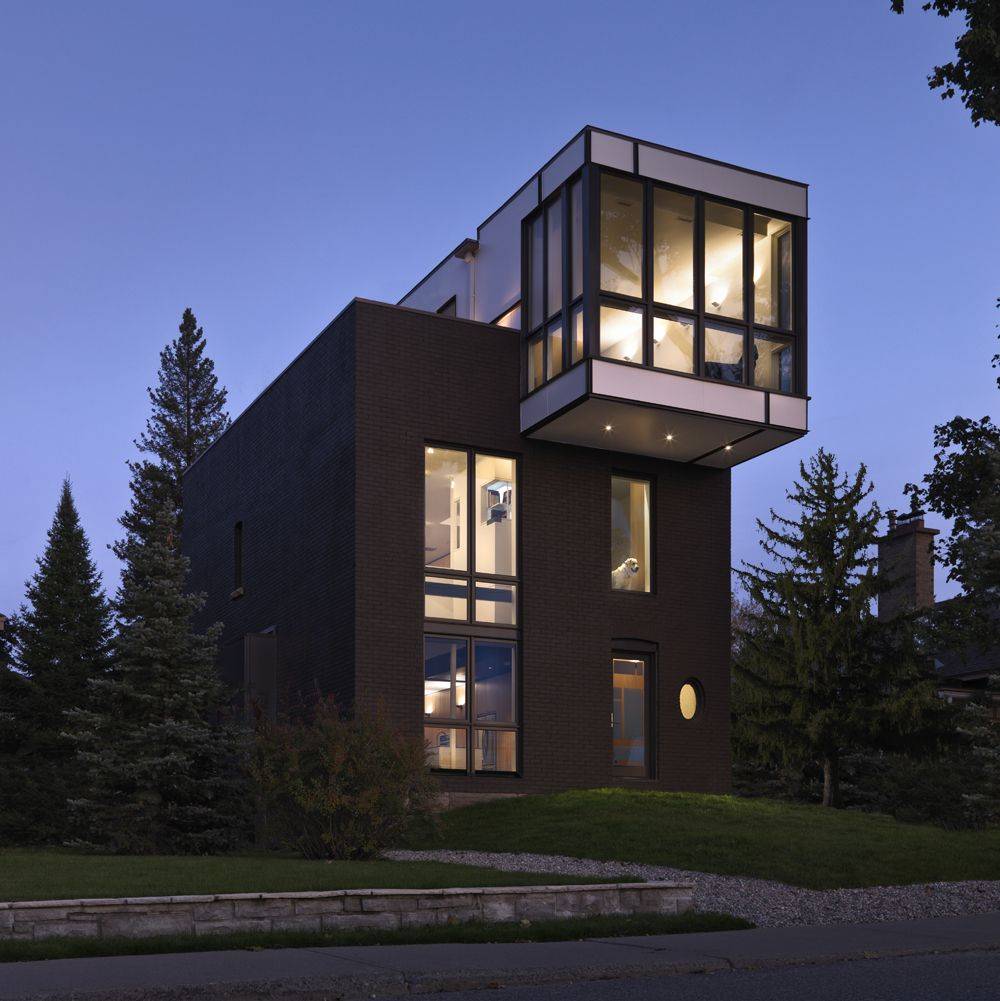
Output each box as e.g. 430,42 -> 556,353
424,636 -> 517,773
424,446 -> 520,774
611,475 -> 651,593
594,168 -> 801,395
612,655 -> 650,776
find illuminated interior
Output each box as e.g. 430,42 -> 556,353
704,201 -> 744,320
611,476 -> 650,592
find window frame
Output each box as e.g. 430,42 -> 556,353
611,651 -> 655,778
610,472 -> 655,596
591,165 -> 805,398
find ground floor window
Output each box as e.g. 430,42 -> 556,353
424,635 -> 518,774
612,654 -> 651,776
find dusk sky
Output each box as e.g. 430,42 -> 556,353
2,0 -> 998,613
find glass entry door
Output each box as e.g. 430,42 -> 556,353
612,656 -> 649,776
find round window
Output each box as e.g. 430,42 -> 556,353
679,681 -> 702,720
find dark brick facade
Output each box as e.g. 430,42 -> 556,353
184,299 -> 732,796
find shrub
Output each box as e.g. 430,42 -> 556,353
251,697 -> 438,859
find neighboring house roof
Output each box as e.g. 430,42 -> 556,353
933,602 -> 1000,682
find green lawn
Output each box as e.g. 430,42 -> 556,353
0,911 -> 750,964
419,789 -> 1000,890
0,851 -> 610,904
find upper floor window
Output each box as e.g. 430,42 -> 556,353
600,174 -> 643,299
611,475 -> 651,593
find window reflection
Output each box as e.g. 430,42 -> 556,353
571,303 -> 584,364
424,637 -> 467,719
600,174 -> 643,298
753,331 -> 793,392
425,726 -> 467,770
475,729 -> 516,772
424,447 -> 467,571
546,320 -> 563,381
754,214 -> 793,329
600,302 -> 643,365
546,200 -> 563,318
475,454 -> 516,576
652,314 -> 695,374
529,216 -> 544,329
653,189 -> 695,309
612,657 -> 647,772
473,640 -> 516,724
570,179 -> 583,301
611,476 -> 650,592
704,323 -> 745,383
527,334 -> 543,392
704,202 -> 744,319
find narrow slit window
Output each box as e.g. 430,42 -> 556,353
233,521 -> 244,592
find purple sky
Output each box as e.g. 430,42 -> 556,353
2,1 -> 998,613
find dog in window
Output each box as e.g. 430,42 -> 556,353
612,557 -> 640,588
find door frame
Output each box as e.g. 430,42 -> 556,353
611,650 -> 654,778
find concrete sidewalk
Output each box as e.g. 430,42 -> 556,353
3,913 -> 1000,1000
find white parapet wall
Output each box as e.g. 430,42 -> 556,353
0,882 -> 693,941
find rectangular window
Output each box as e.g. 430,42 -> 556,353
233,521 -> 243,592
754,214 -> 793,329
424,637 -> 467,719
424,447 -> 467,571
529,215 -> 544,330
652,313 -> 695,374
653,189 -> 695,309
612,656 -> 649,775
600,301 -> 644,365
527,333 -> 544,392
546,199 -> 563,318
570,179 -> 583,300
425,725 -> 467,771
475,453 -> 516,576
546,320 -> 563,381
571,303 -> 584,364
473,639 -> 516,724
600,174 -> 643,298
475,728 -> 517,773
424,576 -> 468,620
753,330 -> 794,392
704,201 -> 744,320
475,581 -> 517,625
611,476 -> 651,593
704,322 -> 745,384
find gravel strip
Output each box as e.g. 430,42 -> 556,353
385,849 -> 1000,928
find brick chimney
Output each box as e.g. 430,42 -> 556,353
877,510 -> 939,620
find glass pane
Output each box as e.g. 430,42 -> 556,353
612,658 -> 646,771
475,581 -> 517,625
527,333 -> 544,392
529,215 -> 544,329
475,453 -> 516,576
425,725 -> 467,770
546,320 -> 563,381
473,640 -> 516,723
546,200 -> 563,317
570,179 -> 583,300
424,637 -> 467,720
704,323 -> 745,384
474,729 -> 517,773
571,303 -> 584,363
611,477 -> 651,593
424,575 -> 468,620
600,302 -> 643,364
679,681 -> 700,720
424,447 -> 467,571
652,314 -> 695,374
600,174 -> 643,298
653,189 -> 695,309
754,214 -> 793,329
704,201 -> 744,319
753,331 -> 793,392
496,303 -> 521,329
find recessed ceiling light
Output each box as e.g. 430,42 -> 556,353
724,444 -> 733,451
603,424 -> 613,433
665,434 -> 674,442
426,447 -> 435,454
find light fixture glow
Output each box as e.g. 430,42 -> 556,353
724,444 -> 733,451
426,447 -> 435,454
665,434 -> 674,442
604,424 -> 613,433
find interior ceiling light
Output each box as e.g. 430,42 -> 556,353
725,444 -> 733,451
665,434 -> 674,442
603,424 -> 613,433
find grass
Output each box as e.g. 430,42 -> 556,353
0,851 -> 611,904
417,788 -> 1000,890
0,911 -> 750,963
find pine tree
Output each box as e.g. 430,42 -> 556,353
115,307 -> 229,568
69,502 -> 248,853
2,481 -> 112,842
735,449 -> 948,807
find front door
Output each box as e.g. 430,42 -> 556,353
612,655 -> 649,776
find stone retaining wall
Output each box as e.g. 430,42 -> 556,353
0,882 -> 692,942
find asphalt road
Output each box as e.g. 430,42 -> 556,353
436,951 -> 1000,1001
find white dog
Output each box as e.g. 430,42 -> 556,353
612,557 -> 640,588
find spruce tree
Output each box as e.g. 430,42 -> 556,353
115,307 -> 229,568
735,449 -> 948,807
3,481 -> 112,842
68,502 -> 247,853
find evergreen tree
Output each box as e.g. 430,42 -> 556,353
735,449 -> 948,807
115,307 -> 229,568
69,503 -> 247,853
2,481 -> 112,842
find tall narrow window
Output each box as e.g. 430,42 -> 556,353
424,447 -> 467,571
233,521 -> 244,593
600,174 -> 643,298
753,214 -> 793,329
611,476 -> 651,593
475,453 -> 516,576
529,215 -> 544,330
704,201 -> 744,319
653,189 -> 695,309
612,655 -> 649,775
546,199 -> 563,318
570,179 -> 583,301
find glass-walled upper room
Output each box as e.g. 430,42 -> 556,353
522,163 -> 804,400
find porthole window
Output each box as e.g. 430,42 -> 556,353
679,680 -> 702,720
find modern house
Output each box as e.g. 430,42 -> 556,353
183,127 -> 810,802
